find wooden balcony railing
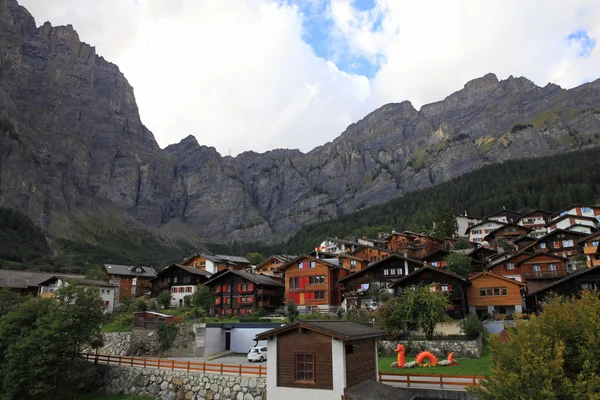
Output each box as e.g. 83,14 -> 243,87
524,270 -> 567,280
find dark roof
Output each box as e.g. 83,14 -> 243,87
527,266 -> 600,296
104,264 -> 157,278
484,209 -> 522,219
344,379 -> 414,400
181,253 -> 250,266
37,275 -> 117,287
390,264 -> 469,288
519,252 -> 568,263
204,268 -> 284,287
0,270 -> 55,289
277,254 -> 341,271
338,254 -> 422,284
256,255 -> 295,268
255,320 -> 384,341
516,209 -> 552,220
151,264 -> 212,281
546,214 -> 599,227
488,250 -> 534,267
578,230 -> 600,244
514,235 -> 538,243
535,228 -> 588,242
485,222 -> 533,235
464,219 -> 505,233
550,204 -> 600,219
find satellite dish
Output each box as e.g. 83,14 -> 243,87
481,241 -> 490,248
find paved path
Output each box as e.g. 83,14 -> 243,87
381,374 -> 480,391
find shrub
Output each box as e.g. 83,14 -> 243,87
287,302 -> 298,322
459,314 -> 488,343
183,295 -> 192,308
157,291 -> 172,309
134,298 -> 148,312
157,324 -> 179,352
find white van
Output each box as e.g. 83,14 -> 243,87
247,346 -> 267,362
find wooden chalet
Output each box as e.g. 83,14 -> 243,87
527,229 -> 586,257
180,253 -> 251,274
519,253 -> 570,292
546,214 -> 599,234
421,249 -> 451,268
487,251 -> 534,282
338,254 -> 423,310
485,209 -> 522,224
514,236 -> 538,251
467,272 -> 526,317
516,210 -> 552,237
385,231 -> 443,259
133,311 -> 177,329
103,264 -> 156,303
204,269 -> 284,316
390,265 -> 470,319
465,220 -> 505,244
278,255 -> 349,313
351,245 -> 391,263
526,266 -> 600,311
579,231 -> 600,267
254,255 -> 294,277
150,264 -> 212,299
336,253 -> 370,273
255,320 -> 384,400
483,223 -> 532,246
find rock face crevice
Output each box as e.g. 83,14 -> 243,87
1,0 -> 600,244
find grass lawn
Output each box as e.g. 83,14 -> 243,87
378,345 -> 492,376
74,394 -> 155,400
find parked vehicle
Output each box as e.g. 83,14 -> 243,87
247,346 -> 267,362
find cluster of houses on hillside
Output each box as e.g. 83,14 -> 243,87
2,203 -> 600,320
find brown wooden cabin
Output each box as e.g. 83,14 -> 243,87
204,269 -> 284,316
391,265 -> 470,319
338,254 -> 423,310
254,255 -> 295,277
514,236 -> 538,251
255,320 -> 384,400
519,253 -> 569,292
527,229 -> 587,257
278,255 -> 349,313
487,251 -> 533,282
579,231 -> 600,267
150,264 -> 212,298
103,264 -> 156,303
351,246 -> 391,263
467,272 -> 526,318
483,223 -> 532,246
133,311 -> 177,329
181,253 -> 251,274
526,266 -> 600,312
385,231 -> 442,259
307,251 -> 369,273
421,249 -> 450,268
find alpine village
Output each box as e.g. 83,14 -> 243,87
2,1 -> 600,399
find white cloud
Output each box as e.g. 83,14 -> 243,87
16,0 -> 600,156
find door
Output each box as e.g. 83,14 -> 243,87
225,331 -> 231,351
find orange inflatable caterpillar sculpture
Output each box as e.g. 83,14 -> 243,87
392,344 -> 457,368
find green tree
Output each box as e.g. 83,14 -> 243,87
84,266 -> 107,280
495,238 -> 513,252
245,252 -> 264,265
0,288 -> 24,317
192,284 -> 213,311
134,297 -> 148,312
157,291 -> 172,309
445,253 -> 472,277
471,292 -> 600,399
452,238 -> 471,250
0,284 -> 105,400
287,302 -> 299,323
432,204 -> 459,239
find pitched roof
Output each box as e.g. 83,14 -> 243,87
181,253 -> 250,266
578,230 -> 600,244
255,320 -> 384,341
534,228 -> 588,242
104,264 -> 157,278
485,223 -> 533,236
344,379 -> 414,400
550,204 -> 600,219
277,254 -> 341,271
518,252 -> 568,263
484,209 -> 522,219
527,266 -> 600,296
0,270 -> 55,289
464,219 -> 505,233
546,214 -> 600,226
468,272 -> 526,286
338,254 -> 422,284
204,268 -> 284,287
38,275 -> 117,287
153,264 -> 212,280
390,264 -> 469,288
516,209 -> 552,220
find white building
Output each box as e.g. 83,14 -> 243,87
169,284 -> 196,307
38,276 -> 117,313
465,220 -> 505,243
550,204 -> 600,221
455,214 -> 482,237
546,214 -> 599,234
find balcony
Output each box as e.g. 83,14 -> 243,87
524,270 -> 567,280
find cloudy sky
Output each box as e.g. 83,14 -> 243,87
19,0 -> 600,156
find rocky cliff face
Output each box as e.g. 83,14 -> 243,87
1,0 -> 600,248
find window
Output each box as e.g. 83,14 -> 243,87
200,261 -> 205,267
289,277 -> 299,289
441,284 -> 449,292
101,289 -> 105,294
592,241 -> 599,247
486,288 -> 493,296
582,207 -> 592,213
350,260 -> 357,267
562,240 -> 574,247
345,344 -> 354,354
310,261 -> 316,268
493,288 -> 500,296
479,289 -> 486,297
314,291 -> 325,300
548,263 -> 557,271
506,262 -> 515,270
383,269 -> 389,276
389,268 -> 396,275
540,243 -> 546,249
501,287 -> 507,296
174,277 -> 178,284
498,307 -> 506,314
553,241 -> 561,249
295,354 -> 314,382
309,276 -> 325,284
132,278 -> 138,286
533,264 -> 541,272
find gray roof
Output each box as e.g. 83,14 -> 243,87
205,268 -> 283,287
215,254 -> 250,264
39,275 -> 117,287
344,379 -> 415,400
153,264 -> 212,280
255,320 -> 384,341
0,270 -> 55,289
104,264 -> 157,278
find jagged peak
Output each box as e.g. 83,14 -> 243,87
462,72 -> 500,93
38,21 -> 96,61
164,135 -> 200,155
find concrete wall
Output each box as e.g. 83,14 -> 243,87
379,335 -> 483,358
205,326 -> 225,357
231,328 -> 270,353
91,365 -> 266,400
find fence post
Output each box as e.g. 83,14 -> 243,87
203,362 -> 206,373
144,358 -> 147,368
130,356 -> 133,367
259,365 -> 262,378
407,371 -> 410,387
158,359 -> 161,369
172,360 -> 175,371
187,361 -> 190,372
239,364 -> 242,376
220,363 -> 224,375
440,373 -> 443,389
473,374 -> 476,386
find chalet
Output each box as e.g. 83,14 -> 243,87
519,253 -> 570,292
0,270 -> 54,296
421,249 -> 451,268
391,265 -> 470,319
487,251 -> 534,282
455,213 -> 482,237
545,214 -> 599,234
465,220 -> 505,244
38,276 -> 117,313
549,204 -> 600,221
526,266 -> 600,311
318,237 -> 361,255
204,269 -> 284,316
579,231 -> 600,267
514,236 -> 538,251
133,311 -> 177,329
255,320 -> 384,400
516,210 -> 552,238
338,254 -> 423,310
181,254 -> 251,274
103,264 -> 156,303
453,247 -> 498,263
529,229 -> 586,258
336,253 -> 370,273
150,264 -> 212,307
357,236 -> 388,249
254,255 -> 294,277
483,223 -> 532,246
385,231 -> 442,259
467,272 -> 526,317
485,209 -> 522,224
278,255 -> 349,314
351,246 -> 391,263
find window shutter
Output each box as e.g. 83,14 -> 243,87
249,283 -> 254,292
436,285 -> 441,291
448,285 -> 453,291
237,284 -> 242,293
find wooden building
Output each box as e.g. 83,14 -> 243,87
487,251 -> 534,282
255,320 -> 384,400
338,254 -> 423,310
133,311 -> 177,329
391,265 -> 470,319
483,223 -> 532,246
548,204 -> 600,222
336,253 -> 370,273
516,210 -> 552,238
254,255 -> 294,277
204,269 -> 284,316
278,255 -> 349,313
485,209 -> 522,224
580,231 -> 600,267
526,266 -> 600,311
528,229 -> 586,258
465,220 -> 505,244
180,254 -> 251,274
150,264 -> 212,302
104,264 -> 156,303
467,272 -> 526,317
385,231 -> 443,259
519,253 -> 570,292
546,214 -> 599,234
351,246 -> 391,263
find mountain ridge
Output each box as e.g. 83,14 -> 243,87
1,0 -> 600,251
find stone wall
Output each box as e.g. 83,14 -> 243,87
91,365 -> 266,400
379,335 -> 482,358
98,332 -> 132,356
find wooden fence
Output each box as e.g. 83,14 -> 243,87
83,353 -> 266,377
378,371 -> 483,389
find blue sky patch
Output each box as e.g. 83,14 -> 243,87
567,30 -> 596,57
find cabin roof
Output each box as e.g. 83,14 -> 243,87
255,320 -> 384,341
103,264 -> 157,277
527,266 -> 600,296
390,264 -> 470,288
204,268 -> 284,287
338,254 -> 422,284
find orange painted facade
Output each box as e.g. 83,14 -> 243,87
255,255 -> 287,276
582,234 -> 600,267
337,255 -> 369,273
386,232 -> 441,258
467,272 -> 525,308
488,252 -> 532,281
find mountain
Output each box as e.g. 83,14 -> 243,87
1,0 -> 600,255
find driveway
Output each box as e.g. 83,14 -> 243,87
166,354 -> 264,367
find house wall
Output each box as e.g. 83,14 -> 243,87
169,285 -> 196,307
468,222 -> 504,243
467,276 -> 522,308
112,276 -> 151,302
205,326 -> 225,357
256,256 -> 285,275
209,273 -> 284,315
345,338 -> 377,387
583,238 -> 600,267
352,247 -> 391,263
519,255 -> 568,280
230,327 -> 271,354
151,267 -> 208,297
284,259 -> 335,307
182,256 -> 217,274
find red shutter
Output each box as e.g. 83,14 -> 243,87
294,293 -> 300,304
436,286 -> 440,291
250,295 -> 254,303
237,284 -> 241,293
299,278 -> 305,289
448,285 -> 453,291
249,283 -> 254,292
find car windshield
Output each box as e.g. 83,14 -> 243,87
249,348 -> 259,353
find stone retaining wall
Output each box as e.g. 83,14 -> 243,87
98,332 -> 131,356
91,365 -> 266,400
379,335 -> 482,358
